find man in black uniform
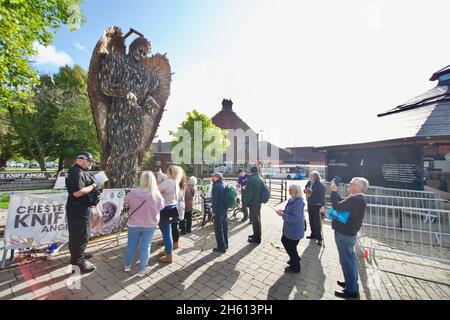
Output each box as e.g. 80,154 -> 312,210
65,151 -> 98,274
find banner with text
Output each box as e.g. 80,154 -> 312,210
5,189 -> 126,249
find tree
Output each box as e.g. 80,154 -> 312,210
0,113 -> 19,170
8,65 -> 99,171
0,0 -> 85,112
50,65 -> 99,170
170,110 -> 229,177
8,74 -> 59,170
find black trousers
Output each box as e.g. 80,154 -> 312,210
308,204 -> 323,241
171,221 -> 180,243
179,211 -> 192,233
249,203 -> 262,239
67,205 -> 92,265
242,205 -> 249,220
281,235 -> 301,271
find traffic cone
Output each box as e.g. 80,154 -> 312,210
364,249 -> 369,260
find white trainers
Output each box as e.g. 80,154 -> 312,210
137,268 -> 149,277
124,265 -> 131,272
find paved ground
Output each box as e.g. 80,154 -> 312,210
0,198 -> 449,300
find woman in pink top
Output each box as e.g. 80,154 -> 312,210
123,171 -> 164,277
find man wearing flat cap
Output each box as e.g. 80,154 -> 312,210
65,151 -> 98,274
211,172 -> 228,253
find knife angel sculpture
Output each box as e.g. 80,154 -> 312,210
88,26 -> 171,187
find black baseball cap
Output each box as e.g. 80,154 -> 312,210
238,169 -> 244,173
76,151 -> 94,163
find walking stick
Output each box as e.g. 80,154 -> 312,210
320,208 -> 326,249
201,213 -> 215,251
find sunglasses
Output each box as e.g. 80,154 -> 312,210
77,157 -> 92,163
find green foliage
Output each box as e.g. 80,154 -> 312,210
140,150 -> 153,170
0,0 -> 85,112
0,192 -> 10,209
8,65 -> 99,170
0,112 -> 19,169
169,109 -> 229,165
49,65 -> 99,163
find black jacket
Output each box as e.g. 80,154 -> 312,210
65,164 -> 96,208
305,180 -> 326,207
331,191 -> 367,236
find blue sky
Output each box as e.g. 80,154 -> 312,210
33,0 -> 450,148
37,0 -> 232,73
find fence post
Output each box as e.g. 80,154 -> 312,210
284,180 -> 287,201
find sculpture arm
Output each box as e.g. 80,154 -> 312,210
142,94 -> 160,114
99,54 -> 133,98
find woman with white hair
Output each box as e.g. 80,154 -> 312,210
180,176 -> 197,235
123,171 -> 165,277
276,184 -> 305,273
330,177 -> 369,299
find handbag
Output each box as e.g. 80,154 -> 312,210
160,206 -> 179,224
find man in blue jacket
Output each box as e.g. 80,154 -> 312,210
211,172 -> 228,253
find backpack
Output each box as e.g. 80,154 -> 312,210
260,182 -> 270,204
224,185 -> 237,209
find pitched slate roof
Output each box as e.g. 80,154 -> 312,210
376,85 -> 450,138
430,64 -> 450,81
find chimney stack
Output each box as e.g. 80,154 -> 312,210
222,99 -> 233,111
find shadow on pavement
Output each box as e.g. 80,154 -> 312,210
268,240 -> 325,300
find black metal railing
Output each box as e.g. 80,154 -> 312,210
264,179 -> 288,203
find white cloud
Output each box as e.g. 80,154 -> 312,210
73,41 -> 89,54
32,43 -> 74,67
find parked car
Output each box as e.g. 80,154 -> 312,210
14,162 -> 25,168
46,162 -> 57,168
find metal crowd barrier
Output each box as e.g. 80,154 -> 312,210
324,182 -> 450,264
264,179 -> 288,203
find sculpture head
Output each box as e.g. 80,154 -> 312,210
129,36 -> 151,62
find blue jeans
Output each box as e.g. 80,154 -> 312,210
158,222 -> 173,255
334,231 -> 359,294
124,226 -> 157,272
214,213 -> 228,251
